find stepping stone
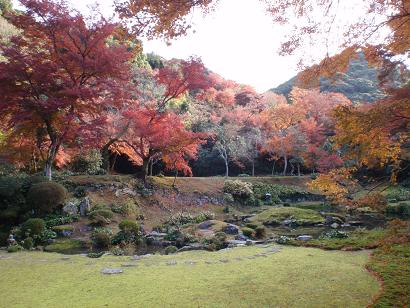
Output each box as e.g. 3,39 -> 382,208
246,256 -> 256,259
121,263 -> 137,267
184,260 -> 197,265
205,261 -> 216,265
219,259 -> 229,263
234,257 -> 243,261
101,268 -> 123,275
61,256 -> 70,261
166,260 -> 177,266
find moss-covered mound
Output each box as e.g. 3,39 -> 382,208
250,207 -> 325,226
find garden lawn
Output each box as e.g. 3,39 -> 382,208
0,245 -> 379,308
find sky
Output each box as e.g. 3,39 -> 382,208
12,0 -> 302,92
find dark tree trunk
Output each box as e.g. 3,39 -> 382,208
282,155 -> 287,176
251,159 -> 255,176
172,169 -> 178,188
110,153 -> 118,172
290,162 -> 295,175
271,160 -> 276,176
224,158 -> 229,177
142,157 -> 150,183
149,158 -> 153,176
297,163 -> 301,176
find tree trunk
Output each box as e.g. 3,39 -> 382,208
290,162 -> 295,175
110,153 -> 118,173
142,157 -> 150,183
297,163 -> 301,176
149,158 -> 153,176
251,159 -> 255,177
282,155 -> 287,176
101,140 -> 116,172
271,160 -> 276,176
172,169 -> 178,188
224,158 -> 229,177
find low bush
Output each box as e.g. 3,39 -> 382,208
119,220 -> 140,235
354,192 -> 387,212
91,228 -> 113,249
7,245 -> 23,253
70,149 -> 103,175
45,214 -> 78,228
165,211 -> 215,227
386,186 -> 410,202
44,239 -> 86,253
52,225 -> 74,237
73,186 -> 87,198
87,252 -> 105,258
385,202 -> 410,217
255,226 -> 266,239
223,180 -> 253,200
322,230 -> 349,239
111,199 -> 138,216
21,237 -> 34,250
164,245 -> 178,255
246,223 -> 258,229
21,218 -> 46,237
27,182 -> 67,215
111,247 -> 124,256
241,227 -> 254,238
113,220 -> 141,245
88,209 -> 113,220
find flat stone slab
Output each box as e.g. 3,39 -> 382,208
121,263 -> 137,267
101,268 -> 123,275
166,260 -> 177,266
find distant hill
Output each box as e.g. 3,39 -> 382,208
270,54 -> 387,103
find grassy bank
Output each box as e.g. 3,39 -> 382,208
0,245 -> 378,307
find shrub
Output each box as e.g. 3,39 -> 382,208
323,230 -> 349,239
164,245 -> 178,255
52,225 -> 74,237
44,239 -> 86,253
214,232 -> 227,241
27,182 -> 67,215
166,211 -> 215,227
21,237 -> 34,250
386,203 -> 410,217
7,245 -> 23,253
21,218 -> 46,237
70,149 -> 103,175
87,252 -> 104,258
88,209 -> 113,220
255,226 -> 266,239
386,186 -> 410,202
238,174 -> 250,177
37,229 -> 57,243
223,180 -> 253,200
223,206 -> 230,213
246,223 -> 258,229
241,227 -> 254,238
119,220 -> 140,235
45,214 -> 78,228
73,186 -> 87,198
111,247 -> 124,256
91,228 -> 113,249
276,235 -> 291,244
355,192 -> 387,212
223,193 -> 235,204
111,199 -> 137,216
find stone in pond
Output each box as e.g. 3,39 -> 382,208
101,268 -> 123,275
296,235 -> 313,241
330,223 -> 340,229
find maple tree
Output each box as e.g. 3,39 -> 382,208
0,0 -> 133,179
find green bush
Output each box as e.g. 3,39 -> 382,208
44,239 -> 86,253
52,225 -> 74,237
386,203 -> 410,216
111,199 -> 138,216
166,211 -> 215,227
37,229 -> 57,243
73,186 -> 87,198
70,149 -> 103,175
119,220 -> 140,234
164,245 -> 178,255
386,187 -> 410,202
88,209 -> 113,220
223,180 -> 253,200
21,237 -> 34,250
27,182 -> 67,215
45,214 -> 78,228
111,247 -> 124,256
255,226 -> 266,239
87,252 -> 105,258
7,245 -> 23,253
91,228 -> 113,249
246,223 -> 258,229
241,227 -> 254,238
21,218 -> 46,237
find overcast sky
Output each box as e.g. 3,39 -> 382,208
12,0 -> 303,92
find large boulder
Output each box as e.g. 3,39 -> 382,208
63,201 -> 78,216
223,224 -> 239,235
79,197 -> 91,216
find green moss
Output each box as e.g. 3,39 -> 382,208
0,246 -> 379,307
289,229 -> 385,250
368,245 -> 410,307
250,207 -> 325,226
44,239 -> 87,254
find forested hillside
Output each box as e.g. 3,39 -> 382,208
270,54 -> 386,103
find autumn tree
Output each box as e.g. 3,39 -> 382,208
0,0 -> 133,179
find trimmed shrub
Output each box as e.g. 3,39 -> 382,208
27,182 -> 67,215
111,247 -> 124,256
111,199 -> 137,216
21,237 -> 34,250
164,245 -> 178,255
87,252 -> 104,258
386,186 -> 410,202
166,211 -> 215,227
386,203 -> 410,217
91,228 -> 113,249
119,220 -> 140,234
73,186 -> 87,198
21,218 -> 46,237
241,227 -> 254,238
70,149 -> 102,175
223,180 -> 253,200
355,192 -> 387,212
7,245 -> 23,253
44,239 -> 86,253
113,220 -> 141,245
52,225 -> 74,237
89,209 -> 113,220
246,223 -> 258,230
255,226 -> 266,239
